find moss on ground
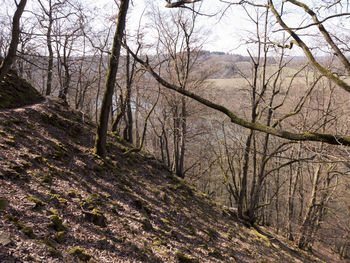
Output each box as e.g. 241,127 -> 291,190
48,214 -> 65,231
6,215 -> 36,239
0,69 -> 43,109
27,197 -> 45,207
55,231 -> 65,243
68,246 -> 92,261
175,251 -> 199,263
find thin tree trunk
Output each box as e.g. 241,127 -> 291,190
178,97 -> 187,178
46,11 -> 53,95
58,38 -> 70,101
135,86 -> 140,145
111,94 -> 125,132
94,0 -> 130,157
238,130 -> 253,221
298,164 -> 321,249
287,144 -> 302,241
125,52 -> 133,143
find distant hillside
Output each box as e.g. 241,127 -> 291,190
200,51 -> 311,79
0,76 -> 329,262
199,51 -> 250,79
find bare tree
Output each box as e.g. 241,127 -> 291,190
36,0 -> 63,96
0,0 -> 27,82
154,0 -> 350,148
94,0 -> 130,158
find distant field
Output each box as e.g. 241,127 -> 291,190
206,78 -> 248,90
207,64 -> 315,90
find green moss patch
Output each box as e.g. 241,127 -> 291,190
52,142 -> 69,159
83,208 -> 107,227
55,231 -> 65,243
175,251 -> 199,263
68,246 -> 92,261
48,214 -> 65,231
6,215 -> 36,239
26,197 -> 45,208
252,228 -> 271,247
0,197 -> 7,210
40,239 -> 60,257
80,193 -> 105,210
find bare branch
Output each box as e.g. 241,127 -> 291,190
285,0 -> 350,73
124,43 -> 350,147
165,0 -> 201,8
269,0 -> 350,94
273,12 -> 350,32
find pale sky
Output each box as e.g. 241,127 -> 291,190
87,0 -> 246,54
2,0 -> 340,56
86,0 -> 308,55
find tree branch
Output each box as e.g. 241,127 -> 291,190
285,0 -> 350,73
123,43 -> 350,147
269,0 -> 350,94
165,0 -> 201,8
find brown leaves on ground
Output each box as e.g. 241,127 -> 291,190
0,98 -> 329,262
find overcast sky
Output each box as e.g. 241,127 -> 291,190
87,0 -> 246,54
2,0 -> 337,56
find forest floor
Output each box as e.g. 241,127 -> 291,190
0,95 -> 347,262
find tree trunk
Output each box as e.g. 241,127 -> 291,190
125,52 -> 133,143
45,9 -> 54,96
178,97 -> 187,178
94,0 -> 130,157
237,130 -> 253,221
58,39 -> 71,101
0,0 -> 27,82
298,164 -> 321,249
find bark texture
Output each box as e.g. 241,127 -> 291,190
94,0 -> 130,157
0,0 -> 27,82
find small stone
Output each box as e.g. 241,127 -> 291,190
0,233 -> 13,246
71,198 -> 80,203
48,215 -> 65,231
141,219 -> 153,231
83,209 -> 107,227
23,200 -> 38,209
69,246 -> 91,261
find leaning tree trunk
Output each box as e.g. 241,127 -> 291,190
94,0 -> 130,158
0,0 -> 27,82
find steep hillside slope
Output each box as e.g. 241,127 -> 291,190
0,70 -> 43,109
0,97 -> 327,261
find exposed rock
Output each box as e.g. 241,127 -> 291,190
48,215 -> 65,231
141,218 -> 153,231
24,197 -> 44,210
83,208 -> 107,227
68,246 -> 92,261
0,232 -> 13,246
